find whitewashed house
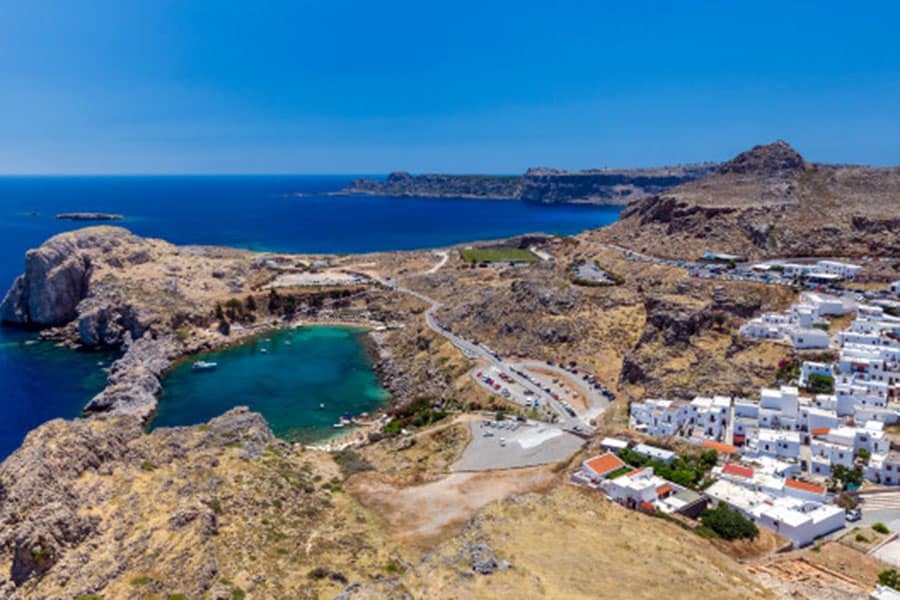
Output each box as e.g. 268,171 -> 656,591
629,399 -> 692,437
814,260 -> 863,280
788,327 -> 831,350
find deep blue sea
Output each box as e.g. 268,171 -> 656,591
0,175 -> 622,457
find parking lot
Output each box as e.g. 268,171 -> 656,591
452,419 -> 585,471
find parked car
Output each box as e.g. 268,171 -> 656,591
846,508 -> 862,522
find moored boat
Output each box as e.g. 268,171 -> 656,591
192,360 -> 218,371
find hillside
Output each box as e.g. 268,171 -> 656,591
341,164 -> 716,205
599,141 -> 900,259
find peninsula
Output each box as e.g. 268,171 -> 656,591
340,163 -> 718,205
1,141 -> 899,599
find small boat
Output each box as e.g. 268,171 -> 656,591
332,421 -> 345,429
192,361 -> 218,371
319,403 -> 325,410
260,348 -> 268,354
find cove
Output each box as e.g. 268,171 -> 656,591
150,326 -> 390,442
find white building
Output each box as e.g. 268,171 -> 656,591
580,452 -> 627,482
603,466 -> 682,513
814,260 -> 863,280
705,478 -> 843,547
751,429 -> 802,460
799,361 -> 834,386
890,281 -> 900,296
629,399 -> 692,437
688,395 -> 731,441
633,443 -> 677,464
788,327 -> 831,350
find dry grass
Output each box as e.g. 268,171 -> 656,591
400,485 -> 775,599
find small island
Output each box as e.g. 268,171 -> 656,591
56,212 -> 125,221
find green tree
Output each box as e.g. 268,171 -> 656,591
828,465 -> 863,491
245,295 -> 257,312
879,569 -> 900,590
701,504 -> 758,540
806,374 -> 835,394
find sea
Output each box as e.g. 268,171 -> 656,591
0,175 -> 622,457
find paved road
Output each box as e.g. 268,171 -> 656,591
384,256 -> 591,433
582,239 -> 893,298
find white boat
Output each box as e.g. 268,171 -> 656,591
319,403 -> 325,410
260,348 -> 268,354
192,361 -> 218,371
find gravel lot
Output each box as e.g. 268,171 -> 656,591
452,419 -> 584,472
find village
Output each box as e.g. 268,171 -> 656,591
570,259 -> 900,569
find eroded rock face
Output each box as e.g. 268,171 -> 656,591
0,238 -> 92,327
0,227 -> 151,330
0,408 -> 274,593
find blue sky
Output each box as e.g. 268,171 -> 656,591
1,1 -> 899,173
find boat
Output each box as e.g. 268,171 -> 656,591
260,348 -> 268,354
319,403 -> 325,410
192,361 -> 218,371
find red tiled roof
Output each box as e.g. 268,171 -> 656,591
626,467 -> 646,477
656,484 -> 673,497
584,453 -> 626,477
811,427 -> 830,436
639,501 -> 656,512
785,479 -> 826,495
701,440 -> 739,454
723,463 -> 754,478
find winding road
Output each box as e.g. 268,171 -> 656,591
382,252 -> 592,433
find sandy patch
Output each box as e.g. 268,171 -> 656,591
348,467 -> 556,548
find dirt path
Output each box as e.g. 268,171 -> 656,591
348,466 -> 557,549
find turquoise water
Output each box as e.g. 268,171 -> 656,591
0,175 -> 620,457
150,326 -> 390,442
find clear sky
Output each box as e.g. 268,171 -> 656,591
1,1 -> 899,174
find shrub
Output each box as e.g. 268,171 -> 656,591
167,595 -> 188,600
858,448 -> 872,460
140,460 -> 156,472
856,533 -> 870,542
806,373 -> 835,394
232,589 -> 246,600
879,569 -> 900,590
129,575 -> 149,586
331,449 -> 374,479
874,522 -> 890,535
701,504 -> 758,541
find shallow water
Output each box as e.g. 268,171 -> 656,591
0,175 -> 620,457
150,326 -> 390,443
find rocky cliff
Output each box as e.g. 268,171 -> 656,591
341,164 -> 716,205
0,226 -> 268,420
519,164 -> 717,204
600,141 -> 900,259
0,407 -> 399,599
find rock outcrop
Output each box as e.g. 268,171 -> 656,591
0,408 -> 289,598
55,212 -> 124,221
0,232 -> 94,326
601,141 -> 900,259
